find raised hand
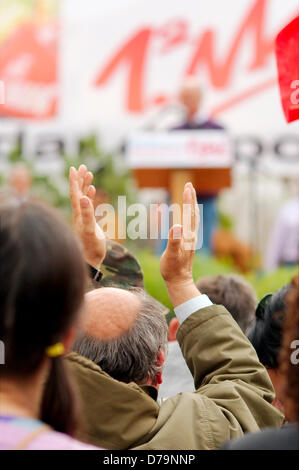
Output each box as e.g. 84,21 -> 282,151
69,165 -> 106,269
160,182 -> 201,307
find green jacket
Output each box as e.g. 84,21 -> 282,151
66,305 -> 283,450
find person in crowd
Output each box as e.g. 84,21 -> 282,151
248,285 -> 291,417
172,77 -> 223,131
0,194 -> 99,450
0,164 -> 32,201
159,274 -> 257,399
198,274 -> 257,334
66,164 -> 283,450
265,193 -> 299,271
8,164 -> 32,197
223,276 -> 299,450
94,238 -> 169,316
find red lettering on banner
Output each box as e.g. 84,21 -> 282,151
94,0 -> 295,114
186,0 -> 273,87
94,28 -> 152,112
186,140 -> 226,157
156,20 -> 189,53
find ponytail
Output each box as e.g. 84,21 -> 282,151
40,357 -> 81,436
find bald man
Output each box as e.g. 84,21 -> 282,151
83,287 -> 140,340
74,287 -> 167,386
66,165 -> 283,450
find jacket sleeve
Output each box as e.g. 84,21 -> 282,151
135,305 -> 283,450
174,304 -> 284,446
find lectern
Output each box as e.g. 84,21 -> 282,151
126,130 -> 233,206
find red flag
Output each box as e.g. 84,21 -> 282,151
275,16 -> 299,123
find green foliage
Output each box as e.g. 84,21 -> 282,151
247,267 -> 298,300
73,135 -> 137,207
5,135 -> 137,218
218,210 -> 234,230
133,249 -> 297,313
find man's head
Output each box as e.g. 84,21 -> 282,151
197,274 -> 257,334
9,164 -> 32,197
178,77 -> 201,120
73,287 -> 168,387
168,274 -> 257,341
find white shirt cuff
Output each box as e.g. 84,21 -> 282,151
174,294 -> 213,324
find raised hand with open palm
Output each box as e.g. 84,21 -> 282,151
69,165 -> 106,269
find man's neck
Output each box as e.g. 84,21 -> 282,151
186,111 -> 198,123
143,378 -> 159,390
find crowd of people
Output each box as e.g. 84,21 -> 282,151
0,164 -> 298,450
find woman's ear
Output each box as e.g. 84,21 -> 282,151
168,317 -> 180,341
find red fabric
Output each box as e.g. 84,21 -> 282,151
275,16 -> 299,123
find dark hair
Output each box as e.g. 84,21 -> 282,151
196,274 -> 257,334
280,275 -> 299,423
0,196 -> 87,435
248,284 -> 290,369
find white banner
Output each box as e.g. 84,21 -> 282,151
60,0 -> 299,147
1,0 -> 299,169
126,131 -> 232,169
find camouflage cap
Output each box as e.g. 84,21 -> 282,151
100,240 -> 169,315
101,240 -> 144,289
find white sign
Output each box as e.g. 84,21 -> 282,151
126,131 -> 233,169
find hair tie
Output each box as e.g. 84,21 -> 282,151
45,342 -> 65,358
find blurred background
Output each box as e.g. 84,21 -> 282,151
0,0 -> 298,309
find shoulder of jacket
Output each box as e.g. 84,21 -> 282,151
65,351 -> 105,374
177,304 -> 230,339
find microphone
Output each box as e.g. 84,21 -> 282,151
143,102 -> 185,131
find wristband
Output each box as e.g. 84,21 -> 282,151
88,264 -> 103,282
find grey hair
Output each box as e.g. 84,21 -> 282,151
196,274 -> 257,334
73,287 -> 168,385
